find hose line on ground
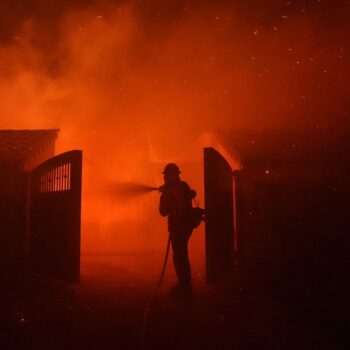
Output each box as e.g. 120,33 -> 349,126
140,234 -> 171,350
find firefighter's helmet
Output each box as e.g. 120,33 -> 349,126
162,163 -> 181,175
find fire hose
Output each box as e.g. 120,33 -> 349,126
139,233 -> 171,350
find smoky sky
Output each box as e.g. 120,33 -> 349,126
1,0 -> 348,251
1,1 -> 349,43
0,0 -> 349,132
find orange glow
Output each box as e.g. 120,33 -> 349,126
0,1 -> 348,257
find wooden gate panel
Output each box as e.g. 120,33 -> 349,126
29,151 -> 82,283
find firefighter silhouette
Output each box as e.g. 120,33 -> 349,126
159,163 -> 196,299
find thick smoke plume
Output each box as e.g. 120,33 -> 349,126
0,0 -> 348,252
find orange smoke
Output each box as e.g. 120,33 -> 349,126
0,1 -> 348,253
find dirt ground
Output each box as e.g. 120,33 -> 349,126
0,251 -> 344,350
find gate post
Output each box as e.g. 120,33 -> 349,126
204,148 -> 235,283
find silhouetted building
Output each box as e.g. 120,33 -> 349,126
217,128 -> 349,335
0,129 -> 59,266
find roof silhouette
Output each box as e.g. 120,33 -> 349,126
0,129 -> 59,166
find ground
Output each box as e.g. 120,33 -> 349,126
0,251 -> 344,350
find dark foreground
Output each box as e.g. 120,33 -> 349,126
1,252 -> 346,350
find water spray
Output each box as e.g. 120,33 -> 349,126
106,181 -> 161,199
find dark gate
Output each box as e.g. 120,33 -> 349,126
204,147 -> 234,283
28,150 -> 82,283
